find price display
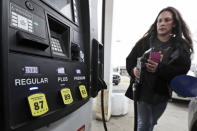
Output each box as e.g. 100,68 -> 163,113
27,93 -> 49,117
60,88 -> 73,105
25,66 -> 39,74
79,85 -> 88,99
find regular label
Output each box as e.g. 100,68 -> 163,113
60,88 -> 73,105
27,93 -> 49,117
79,85 -> 88,99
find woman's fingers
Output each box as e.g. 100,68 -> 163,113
146,59 -> 158,72
133,67 -> 140,78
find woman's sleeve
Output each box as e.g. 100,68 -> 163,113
156,47 -> 191,81
126,42 -> 141,79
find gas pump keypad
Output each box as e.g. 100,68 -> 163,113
60,88 -> 73,105
51,37 -> 63,53
79,85 -> 88,99
28,93 -> 49,117
10,3 -> 33,33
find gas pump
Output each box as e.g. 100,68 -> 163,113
0,0 -> 105,131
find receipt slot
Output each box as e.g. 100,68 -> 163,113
0,0 -> 96,130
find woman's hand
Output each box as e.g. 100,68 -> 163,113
145,59 -> 158,73
133,67 -> 140,78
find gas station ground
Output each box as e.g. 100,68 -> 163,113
91,76 -> 189,131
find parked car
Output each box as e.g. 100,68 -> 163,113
112,72 -> 121,85
172,68 -> 196,101
188,97 -> 197,131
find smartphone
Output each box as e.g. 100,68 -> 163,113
150,52 -> 161,63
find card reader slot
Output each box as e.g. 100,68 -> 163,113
47,15 -> 70,59
16,31 -> 49,50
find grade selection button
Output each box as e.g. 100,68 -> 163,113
60,88 -> 73,105
79,85 -> 88,99
27,93 -> 49,117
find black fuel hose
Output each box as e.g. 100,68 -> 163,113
133,83 -> 138,131
101,89 -> 108,131
101,0 -> 107,130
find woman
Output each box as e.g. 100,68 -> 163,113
125,7 -> 193,131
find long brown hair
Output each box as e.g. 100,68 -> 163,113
141,7 -> 193,52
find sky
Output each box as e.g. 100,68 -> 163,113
111,0 -> 197,67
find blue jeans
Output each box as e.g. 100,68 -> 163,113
137,101 -> 168,131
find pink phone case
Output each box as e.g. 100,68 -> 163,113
150,52 -> 161,63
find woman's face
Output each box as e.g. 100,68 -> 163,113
157,11 -> 175,37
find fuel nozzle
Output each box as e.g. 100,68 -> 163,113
91,77 -> 107,98
71,43 -> 80,61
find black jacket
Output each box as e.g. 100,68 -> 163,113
125,36 -> 191,104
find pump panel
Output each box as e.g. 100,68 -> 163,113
1,0 -> 93,130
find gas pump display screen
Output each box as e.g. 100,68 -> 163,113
42,0 -> 73,21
